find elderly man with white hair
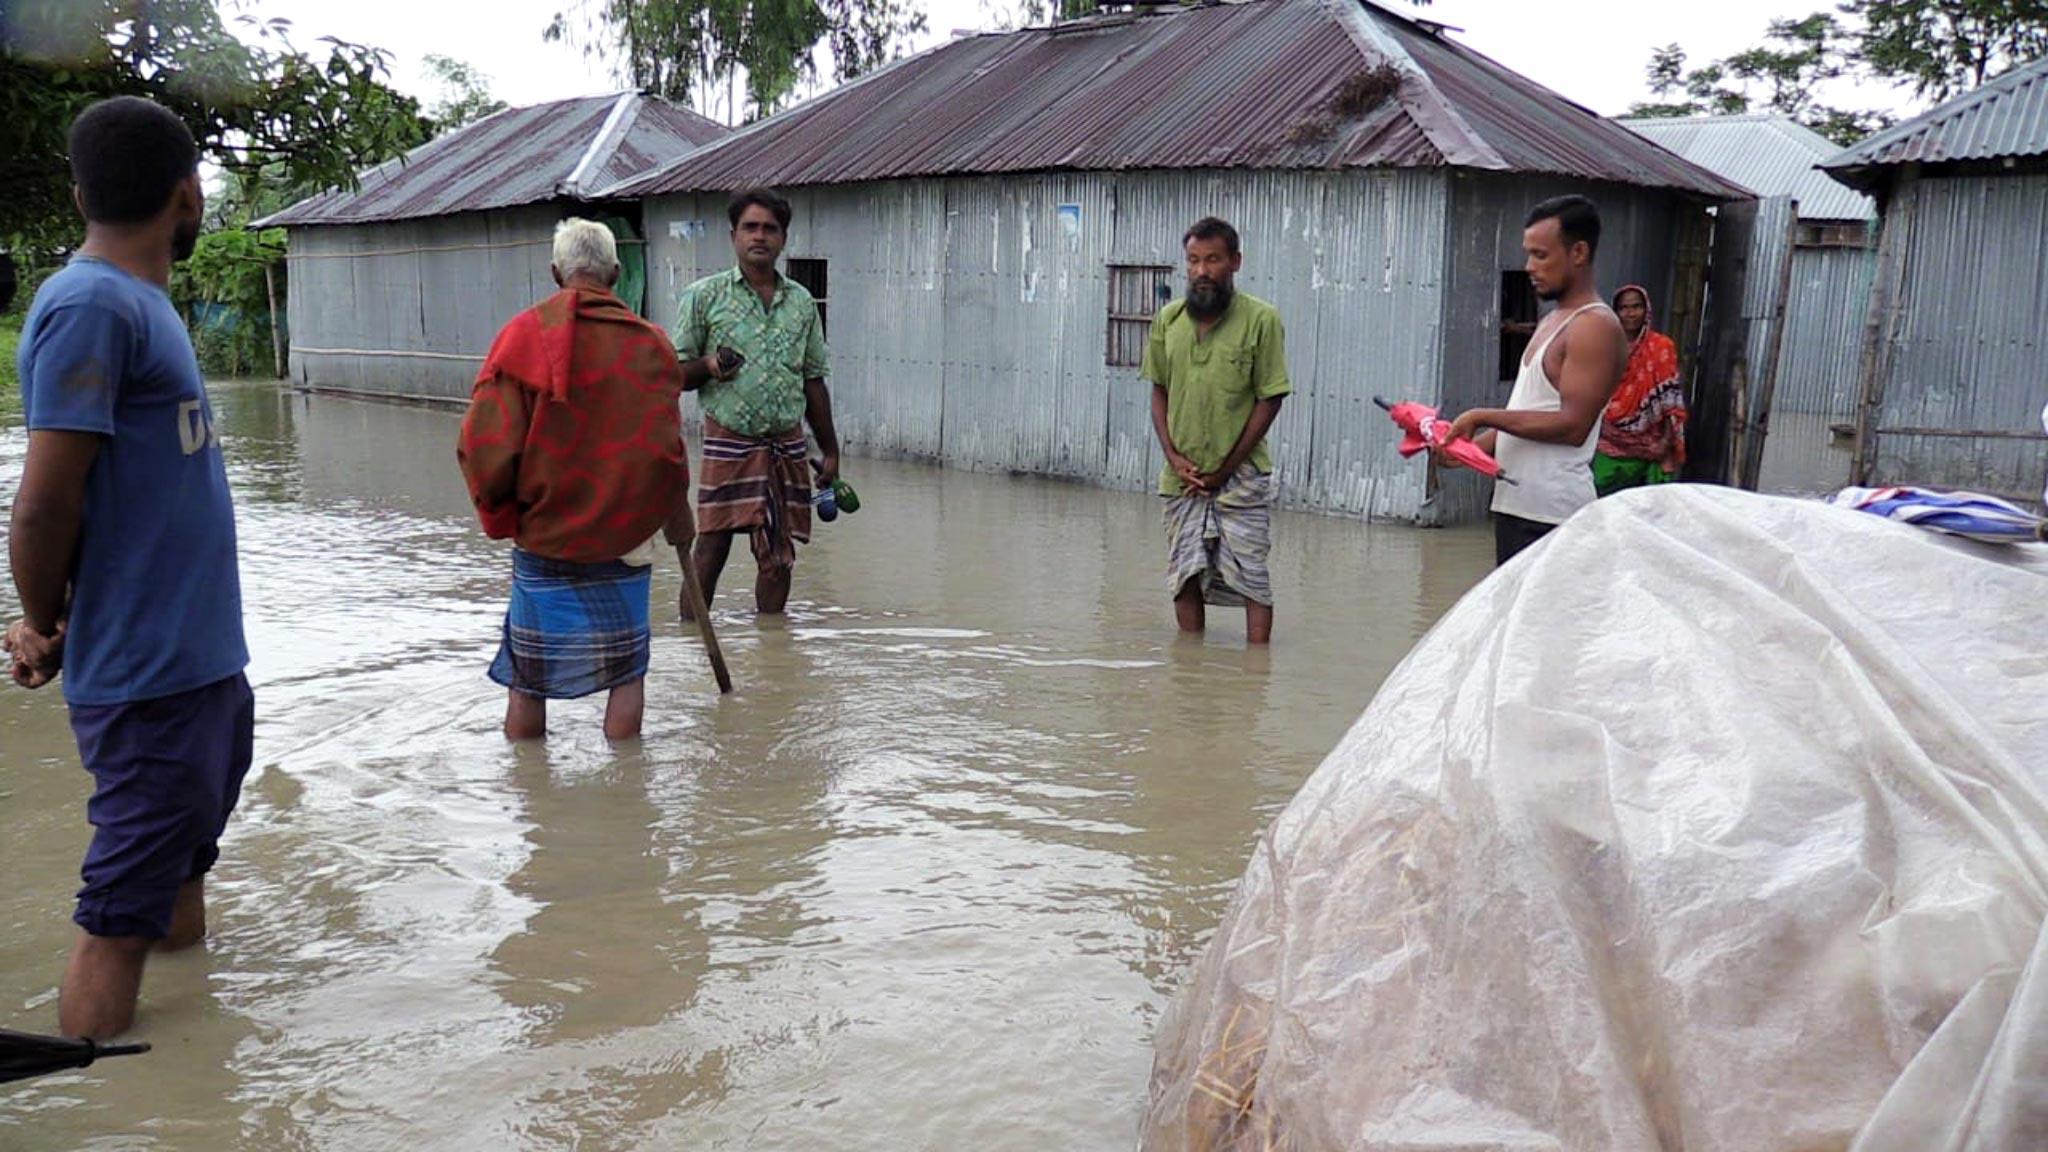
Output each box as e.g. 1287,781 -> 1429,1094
457,218 -> 693,740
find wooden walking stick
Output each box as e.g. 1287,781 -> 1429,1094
680,560 -> 733,695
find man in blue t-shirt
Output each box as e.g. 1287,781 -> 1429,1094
4,97 -> 251,1040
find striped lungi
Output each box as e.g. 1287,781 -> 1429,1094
1164,463 -> 1275,608
698,417 -> 813,572
489,549 -> 652,699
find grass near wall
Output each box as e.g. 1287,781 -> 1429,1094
1,311 -> 22,426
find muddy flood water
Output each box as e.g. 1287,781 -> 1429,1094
2,384 -> 1492,1150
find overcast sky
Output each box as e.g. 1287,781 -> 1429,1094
236,0 -> 1922,124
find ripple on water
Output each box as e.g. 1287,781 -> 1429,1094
0,387 -> 1493,1151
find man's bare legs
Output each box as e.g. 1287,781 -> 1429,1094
690,531 -> 793,617
755,564 -> 793,615
58,878 -> 207,1039
1246,602 -> 1274,646
160,878 -> 206,951
687,532 -> 734,622
1176,580 -> 1274,644
59,934 -> 150,1039
604,679 -> 646,741
506,691 -> 546,740
505,685 -> 642,741
1174,580 -> 1206,634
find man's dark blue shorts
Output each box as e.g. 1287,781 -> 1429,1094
68,673 -> 254,939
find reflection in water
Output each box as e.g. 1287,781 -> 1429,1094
0,386 -> 1492,1150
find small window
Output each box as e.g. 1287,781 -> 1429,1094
787,257 -> 828,337
1107,264 -> 1175,367
1500,270 -> 1538,382
1796,222 -> 1872,249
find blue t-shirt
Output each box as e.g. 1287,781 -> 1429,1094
17,257 -> 247,706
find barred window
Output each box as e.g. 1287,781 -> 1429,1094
1107,264 -> 1175,368
1796,222 -> 1872,249
787,258 -> 829,337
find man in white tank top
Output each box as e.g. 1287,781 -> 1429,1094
1438,195 -> 1629,566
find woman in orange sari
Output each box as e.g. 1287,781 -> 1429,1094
1594,284 -> 1687,495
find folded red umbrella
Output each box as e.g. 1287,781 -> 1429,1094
1375,397 -> 1513,483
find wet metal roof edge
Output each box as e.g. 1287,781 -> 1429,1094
561,94 -> 641,198
258,94 -> 728,227
605,0 -> 1747,200
1622,115 -> 1873,220
1823,55 -> 2048,192
1331,0 -> 1501,170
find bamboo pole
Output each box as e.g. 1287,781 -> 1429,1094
264,261 -> 285,380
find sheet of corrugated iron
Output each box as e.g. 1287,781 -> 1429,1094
1825,57 -> 2048,191
1623,116 -> 1873,221
1389,26 -> 1749,197
261,95 -> 728,227
608,0 -> 1747,200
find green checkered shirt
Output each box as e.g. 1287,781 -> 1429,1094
672,267 -> 830,439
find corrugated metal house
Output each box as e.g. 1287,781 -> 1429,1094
1822,57 -> 2048,507
1624,115 -> 1879,494
259,93 -> 728,403
605,0 -> 1748,524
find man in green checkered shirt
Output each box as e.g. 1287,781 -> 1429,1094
674,189 -> 841,618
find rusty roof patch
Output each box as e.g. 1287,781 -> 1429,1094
604,0 -> 1747,200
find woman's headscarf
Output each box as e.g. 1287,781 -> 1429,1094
1605,284 -> 1674,425
1600,283 -> 1688,468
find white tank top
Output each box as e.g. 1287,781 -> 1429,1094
1492,302 -> 1610,525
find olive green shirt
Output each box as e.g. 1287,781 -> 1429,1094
673,267 -> 830,439
1140,292 -> 1291,496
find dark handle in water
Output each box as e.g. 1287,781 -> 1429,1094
92,1040 -> 151,1059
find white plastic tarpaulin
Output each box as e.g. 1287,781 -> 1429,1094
1145,486 -> 2048,1152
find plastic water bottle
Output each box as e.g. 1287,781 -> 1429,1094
832,477 -> 860,514
813,484 -> 839,522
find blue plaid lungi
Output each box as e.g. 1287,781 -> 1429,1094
488,549 -> 653,699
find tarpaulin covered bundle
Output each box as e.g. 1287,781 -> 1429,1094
1144,486 -> 2048,1152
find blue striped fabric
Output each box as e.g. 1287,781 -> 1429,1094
1831,486 -> 2047,544
488,549 -> 653,699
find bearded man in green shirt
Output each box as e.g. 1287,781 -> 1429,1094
1142,217 -> 1290,645
674,189 -> 841,618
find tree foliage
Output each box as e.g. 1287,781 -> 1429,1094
1630,2 -> 2048,146
546,0 -> 926,121
1849,0 -> 2048,99
172,224 -> 288,376
0,0 -> 431,252
423,53 -> 508,130
1629,16 -> 1895,145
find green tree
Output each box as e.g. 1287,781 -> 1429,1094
1627,17 -> 1893,145
0,0 -> 432,252
1846,0 -> 2048,99
171,224 -> 288,376
546,0 -> 926,120
1630,3 -> 2048,145
423,53 -> 508,130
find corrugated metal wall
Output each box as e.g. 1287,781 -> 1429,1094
1724,196 -> 1800,487
285,204 -> 562,402
1753,242 -> 1874,496
1771,245 -> 1876,416
645,169 -> 1455,520
1740,196 -> 1798,405
1438,172 -> 1696,522
1866,172 -> 2048,504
